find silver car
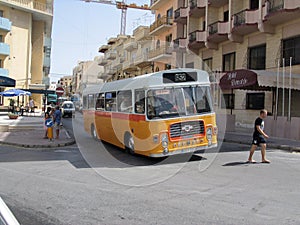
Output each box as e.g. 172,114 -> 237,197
61,101 -> 75,118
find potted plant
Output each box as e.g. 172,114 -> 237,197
8,112 -> 18,119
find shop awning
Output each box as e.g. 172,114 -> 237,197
0,76 -> 15,87
219,69 -> 300,90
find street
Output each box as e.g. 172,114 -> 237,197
0,113 -> 299,225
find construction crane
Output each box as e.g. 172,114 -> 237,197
82,0 -> 151,35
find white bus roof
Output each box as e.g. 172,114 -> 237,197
83,69 -> 210,94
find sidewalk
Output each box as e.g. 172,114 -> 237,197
0,111 -> 75,148
222,127 -> 300,152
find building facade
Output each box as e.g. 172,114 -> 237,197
59,75 -> 72,97
168,0 -> 300,127
72,58 -> 104,96
0,0 -> 53,108
95,0 -> 300,138
149,0 -> 176,71
98,26 -> 154,82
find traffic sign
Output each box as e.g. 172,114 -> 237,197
55,87 -> 64,96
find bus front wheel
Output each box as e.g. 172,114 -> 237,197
125,133 -> 135,155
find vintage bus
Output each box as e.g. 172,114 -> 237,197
82,69 -> 217,157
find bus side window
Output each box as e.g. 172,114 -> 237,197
105,92 -> 116,111
83,95 -> 87,109
88,94 -> 95,109
117,90 -> 132,113
96,93 -> 105,110
134,90 -> 145,114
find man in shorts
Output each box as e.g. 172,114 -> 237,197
247,109 -> 271,163
53,105 -> 62,139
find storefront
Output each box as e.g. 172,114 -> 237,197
219,69 -> 300,120
219,69 -> 300,140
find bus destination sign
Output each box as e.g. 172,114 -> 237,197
163,72 -> 197,83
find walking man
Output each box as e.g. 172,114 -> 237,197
247,109 -> 271,163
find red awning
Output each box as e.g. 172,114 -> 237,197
219,69 -> 258,89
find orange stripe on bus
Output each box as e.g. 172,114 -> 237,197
94,111 -> 146,122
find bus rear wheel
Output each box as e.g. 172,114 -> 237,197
125,134 -> 135,155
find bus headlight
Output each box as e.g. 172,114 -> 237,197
206,127 -> 213,141
161,133 -> 169,148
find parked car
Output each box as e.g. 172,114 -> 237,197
61,101 -> 75,118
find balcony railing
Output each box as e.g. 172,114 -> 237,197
0,68 -> 9,77
188,30 -> 206,44
190,0 -> 196,9
0,42 -> 10,56
150,15 -> 173,33
174,7 -> 188,23
135,52 -> 149,64
0,17 -> 11,31
1,0 -> 53,14
189,31 -> 197,42
106,51 -> 117,60
148,44 -> 172,59
173,37 -> 188,49
233,10 -> 246,26
208,22 -> 218,35
268,0 -> 284,13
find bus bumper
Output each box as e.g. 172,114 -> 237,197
149,143 -> 218,157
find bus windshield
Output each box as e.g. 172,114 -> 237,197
147,86 -> 212,119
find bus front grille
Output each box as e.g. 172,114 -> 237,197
170,120 -> 205,139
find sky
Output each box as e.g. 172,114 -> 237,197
50,0 -> 154,83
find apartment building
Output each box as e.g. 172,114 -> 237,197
165,0 -> 300,130
98,26 -> 154,82
72,58 -> 103,96
59,75 -> 72,97
0,0 -> 53,108
149,0 -> 177,71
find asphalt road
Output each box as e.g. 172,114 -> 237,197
0,113 -> 299,225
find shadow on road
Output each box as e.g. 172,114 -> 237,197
222,161 -> 249,167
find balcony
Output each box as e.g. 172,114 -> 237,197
98,71 -> 112,80
149,15 -> 173,36
174,7 -> 188,24
134,52 -> 151,68
98,57 -> 108,66
0,43 -> 10,56
148,44 -> 172,63
188,30 -> 206,50
43,55 -> 50,67
107,37 -> 117,45
173,37 -> 188,52
106,67 -> 117,75
98,45 -> 109,53
133,26 -> 150,40
124,42 -> 138,51
261,0 -> 300,31
189,0 -> 206,18
208,0 -> 228,8
230,9 -> 259,42
0,68 -> 9,77
0,17 -> 11,32
123,58 -> 138,72
207,21 -> 229,43
0,0 -> 53,15
106,51 -> 117,60
150,0 -> 168,10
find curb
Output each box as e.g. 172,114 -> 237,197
0,126 -> 76,149
0,139 -> 76,149
223,138 -> 300,153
